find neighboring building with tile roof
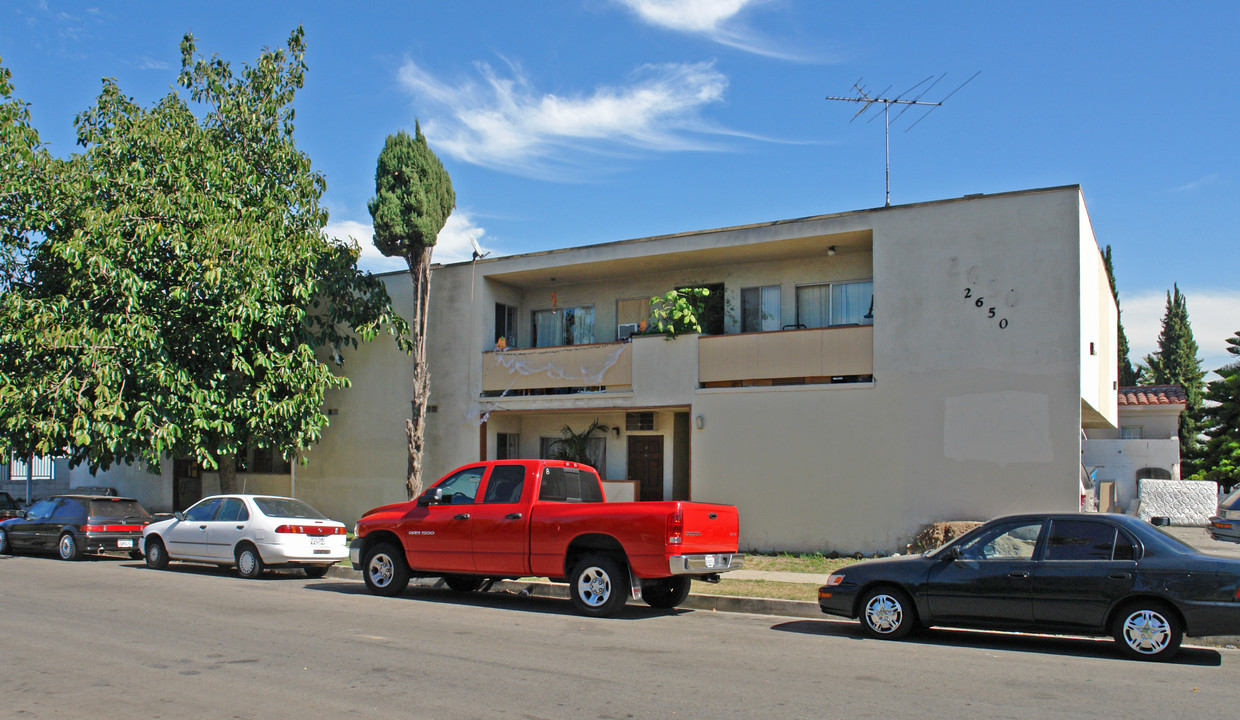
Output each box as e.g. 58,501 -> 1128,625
1083,384 -> 1186,512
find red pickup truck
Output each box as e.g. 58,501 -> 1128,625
350,459 -> 744,617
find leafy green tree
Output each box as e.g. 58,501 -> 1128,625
0,30 -> 408,493
1191,332 -> 1240,492
1144,284 -> 1206,474
1102,246 -> 1140,386
0,58 -> 52,293
368,125 -> 455,498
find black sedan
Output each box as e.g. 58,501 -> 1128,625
0,495 -> 152,560
818,513 -> 1240,661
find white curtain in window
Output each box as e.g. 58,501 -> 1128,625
742,286 -> 781,332
796,284 -> 830,329
831,281 -> 873,326
533,309 -> 562,347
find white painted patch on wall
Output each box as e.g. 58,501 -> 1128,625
944,391 -> 1053,466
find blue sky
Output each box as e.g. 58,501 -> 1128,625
2,1 -> 1236,374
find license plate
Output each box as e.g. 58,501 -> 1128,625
117,539 -> 134,548
309,537 -> 325,545
704,554 -> 716,568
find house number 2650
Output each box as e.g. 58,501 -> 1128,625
963,288 -> 1008,329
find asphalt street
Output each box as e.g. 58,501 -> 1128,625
1,553 -> 1238,720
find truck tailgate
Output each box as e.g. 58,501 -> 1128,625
678,503 -> 740,554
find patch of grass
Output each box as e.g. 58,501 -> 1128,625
742,552 -> 860,575
691,578 -> 819,602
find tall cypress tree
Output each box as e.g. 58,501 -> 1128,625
1102,246 -> 1140,386
1144,284 -> 1206,475
1191,331 -> 1240,492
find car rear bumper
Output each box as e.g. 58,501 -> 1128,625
1208,517 -> 1240,543
84,533 -> 143,554
258,541 -> 348,565
667,553 -> 744,575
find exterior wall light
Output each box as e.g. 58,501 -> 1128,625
695,415 -> 705,430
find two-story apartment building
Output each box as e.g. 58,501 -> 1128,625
287,184 -> 1117,553
70,184 -> 1117,553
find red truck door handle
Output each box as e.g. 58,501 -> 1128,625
505,513 -> 522,520
454,514 -> 470,520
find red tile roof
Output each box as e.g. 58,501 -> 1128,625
1118,385 -> 1187,406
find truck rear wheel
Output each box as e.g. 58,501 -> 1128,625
363,542 -> 410,597
641,577 -> 692,609
570,554 -> 630,618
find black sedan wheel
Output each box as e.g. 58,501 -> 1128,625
0,527 -> 10,554
859,586 -> 916,640
1114,602 -> 1182,661
58,533 -> 83,561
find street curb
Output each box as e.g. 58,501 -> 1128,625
325,566 -> 1240,648
327,565 -> 818,616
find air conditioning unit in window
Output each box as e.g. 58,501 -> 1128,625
617,323 -> 639,340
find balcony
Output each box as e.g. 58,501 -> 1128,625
698,325 -> 873,386
480,325 -> 873,397
482,342 -> 633,394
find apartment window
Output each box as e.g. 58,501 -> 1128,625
1119,426 -> 1144,440
533,306 -> 594,348
236,447 -> 291,474
796,280 -> 873,329
496,433 -> 520,460
626,412 -> 656,431
741,285 -> 781,332
495,303 -> 518,348
617,297 -> 653,338
540,436 -> 606,473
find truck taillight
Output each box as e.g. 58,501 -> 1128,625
274,525 -> 345,535
666,511 -> 683,545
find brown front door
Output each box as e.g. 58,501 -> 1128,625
628,436 -> 664,501
172,459 -> 201,512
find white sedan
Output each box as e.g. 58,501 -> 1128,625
143,494 -> 348,578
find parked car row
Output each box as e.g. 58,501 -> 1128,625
0,492 -> 346,579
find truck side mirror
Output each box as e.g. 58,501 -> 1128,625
417,488 -> 443,507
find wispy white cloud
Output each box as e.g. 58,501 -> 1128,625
325,210 -> 491,275
613,0 -> 811,61
1123,288 -> 1240,377
1165,174 -> 1220,194
398,57 -> 734,180
134,56 -> 171,71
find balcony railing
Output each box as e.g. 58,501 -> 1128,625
482,342 -> 633,394
480,325 -> 873,396
698,325 -> 873,386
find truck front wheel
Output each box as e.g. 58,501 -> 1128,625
641,577 -> 691,609
363,542 -> 411,597
570,554 -> 630,618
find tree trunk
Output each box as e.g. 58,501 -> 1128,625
218,453 -> 238,494
404,247 -> 434,499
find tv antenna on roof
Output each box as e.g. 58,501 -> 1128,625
826,71 -> 979,207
